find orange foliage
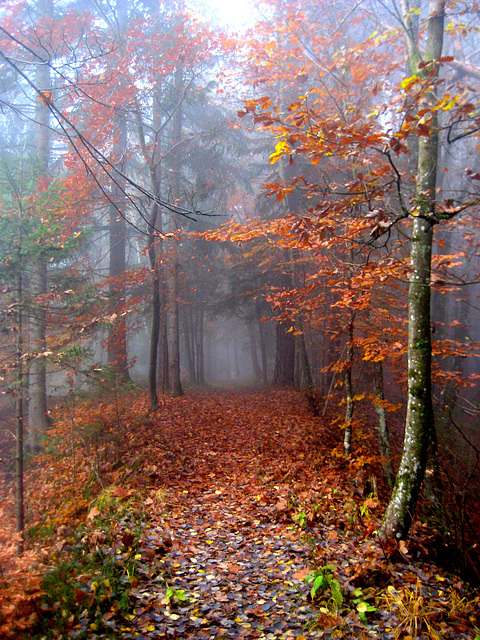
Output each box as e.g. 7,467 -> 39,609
0,500 -> 44,639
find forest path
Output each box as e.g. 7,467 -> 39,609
127,483 -> 324,639
19,389 -> 475,639
122,390 -> 354,639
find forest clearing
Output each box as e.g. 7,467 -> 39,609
0,388 -> 479,639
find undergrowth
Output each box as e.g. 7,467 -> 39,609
33,488 -> 161,639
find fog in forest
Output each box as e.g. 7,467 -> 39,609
1,0 -> 480,583
0,0 -> 479,400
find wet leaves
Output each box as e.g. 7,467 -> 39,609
2,389 -> 479,639
124,487 -> 323,638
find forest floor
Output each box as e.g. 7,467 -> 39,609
0,387 -> 479,639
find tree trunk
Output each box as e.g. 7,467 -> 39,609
28,0 -> 52,450
166,62 -> 184,397
183,308 -> 196,384
248,320 -> 263,381
195,305 -> 205,385
28,258 -> 49,450
136,74 -> 163,410
380,0 -> 445,539
256,302 -> 268,385
147,205 -> 160,410
107,0 -> 130,380
273,320 -> 295,386
295,317 -> 313,391
371,360 -> 395,488
15,256 -> 24,554
343,315 -> 354,456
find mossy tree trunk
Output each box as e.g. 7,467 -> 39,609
380,0 -> 445,540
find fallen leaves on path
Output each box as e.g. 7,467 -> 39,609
1,388 -> 479,639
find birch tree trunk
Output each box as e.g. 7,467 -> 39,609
380,0 -> 445,539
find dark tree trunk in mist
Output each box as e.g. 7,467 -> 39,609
166,62 -> 184,397
107,0 -> 130,380
277,77 -> 313,391
294,316 -> 313,392
248,320 -> 263,381
258,314 -> 268,385
372,360 -> 395,488
28,0 -> 52,452
195,305 -> 205,385
184,309 -> 196,383
136,60 -> 164,410
273,321 -> 295,386
183,305 -> 205,386
147,203 -> 161,410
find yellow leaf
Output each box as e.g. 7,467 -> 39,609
401,75 -> 420,91
269,140 -> 290,164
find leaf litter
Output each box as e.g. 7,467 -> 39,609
2,389 -> 479,639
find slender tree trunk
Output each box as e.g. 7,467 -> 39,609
248,320 -> 262,381
295,316 -> 313,391
259,319 -> 268,385
108,110 -> 129,378
195,305 -> 205,385
255,300 -> 268,385
273,320 -> 295,386
107,0 -> 130,380
343,314 -> 354,456
136,81 -> 163,410
147,206 -> 160,410
29,258 -> 49,450
166,62 -> 184,397
28,0 -> 52,450
158,310 -> 169,394
371,360 -> 395,488
183,308 -> 196,383
380,0 -> 445,539
277,111 -> 313,390
16,256 -> 24,554
290,250 -> 313,392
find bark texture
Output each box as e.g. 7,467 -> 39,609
380,0 -> 445,539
